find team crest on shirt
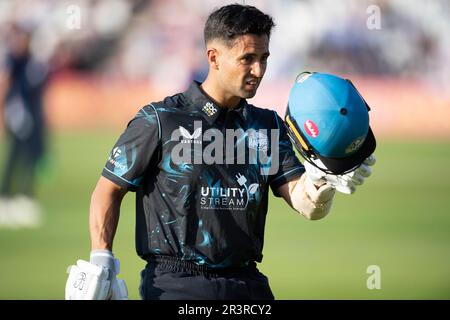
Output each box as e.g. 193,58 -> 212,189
202,102 -> 217,117
248,130 -> 268,152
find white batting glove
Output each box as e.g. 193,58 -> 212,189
65,250 -> 128,300
292,173 -> 336,220
304,155 -> 376,194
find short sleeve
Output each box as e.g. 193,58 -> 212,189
102,105 -> 161,191
269,112 -> 305,197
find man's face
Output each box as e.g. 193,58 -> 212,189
8,28 -> 31,57
214,34 -> 270,100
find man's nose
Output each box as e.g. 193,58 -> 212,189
251,62 -> 265,78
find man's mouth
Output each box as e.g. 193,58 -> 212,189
245,79 -> 258,86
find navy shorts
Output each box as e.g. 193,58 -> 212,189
139,256 -> 275,300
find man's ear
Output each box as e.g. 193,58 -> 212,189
206,47 -> 219,70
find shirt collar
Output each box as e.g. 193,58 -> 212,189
183,81 -> 248,124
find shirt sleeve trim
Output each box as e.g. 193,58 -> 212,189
103,167 -> 141,187
270,167 -> 304,184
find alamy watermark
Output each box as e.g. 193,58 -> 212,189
366,5 -> 381,30
66,5 -> 81,30
366,265 -> 381,290
170,121 -> 280,175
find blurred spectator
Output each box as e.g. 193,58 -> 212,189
0,0 -> 447,88
0,23 -> 49,228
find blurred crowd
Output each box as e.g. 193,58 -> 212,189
0,0 -> 449,90
0,0 -> 449,228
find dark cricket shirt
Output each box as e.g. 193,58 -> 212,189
102,81 -> 304,268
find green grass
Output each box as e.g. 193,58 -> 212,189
0,132 -> 449,299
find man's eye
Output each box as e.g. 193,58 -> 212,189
242,56 -> 252,63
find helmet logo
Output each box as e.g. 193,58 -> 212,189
345,136 -> 365,154
304,120 -> 319,138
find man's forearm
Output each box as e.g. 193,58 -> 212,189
89,177 -> 126,250
0,71 -> 11,131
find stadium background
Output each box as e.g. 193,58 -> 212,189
0,0 -> 449,299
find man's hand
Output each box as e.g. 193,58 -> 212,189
65,250 -> 128,300
304,155 -> 376,194
276,173 -> 336,221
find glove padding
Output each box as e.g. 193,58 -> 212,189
65,259 -> 111,300
304,155 -> 376,194
65,253 -> 128,300
303,173 -> 336,204
292,173 -> 336,220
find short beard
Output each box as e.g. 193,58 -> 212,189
241,89 -> 258,99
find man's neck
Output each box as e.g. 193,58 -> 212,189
200,78 -> 241,109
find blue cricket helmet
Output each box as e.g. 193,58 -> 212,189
285,72 -> 376,175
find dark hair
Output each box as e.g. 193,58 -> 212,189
204,4 -> 275,46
